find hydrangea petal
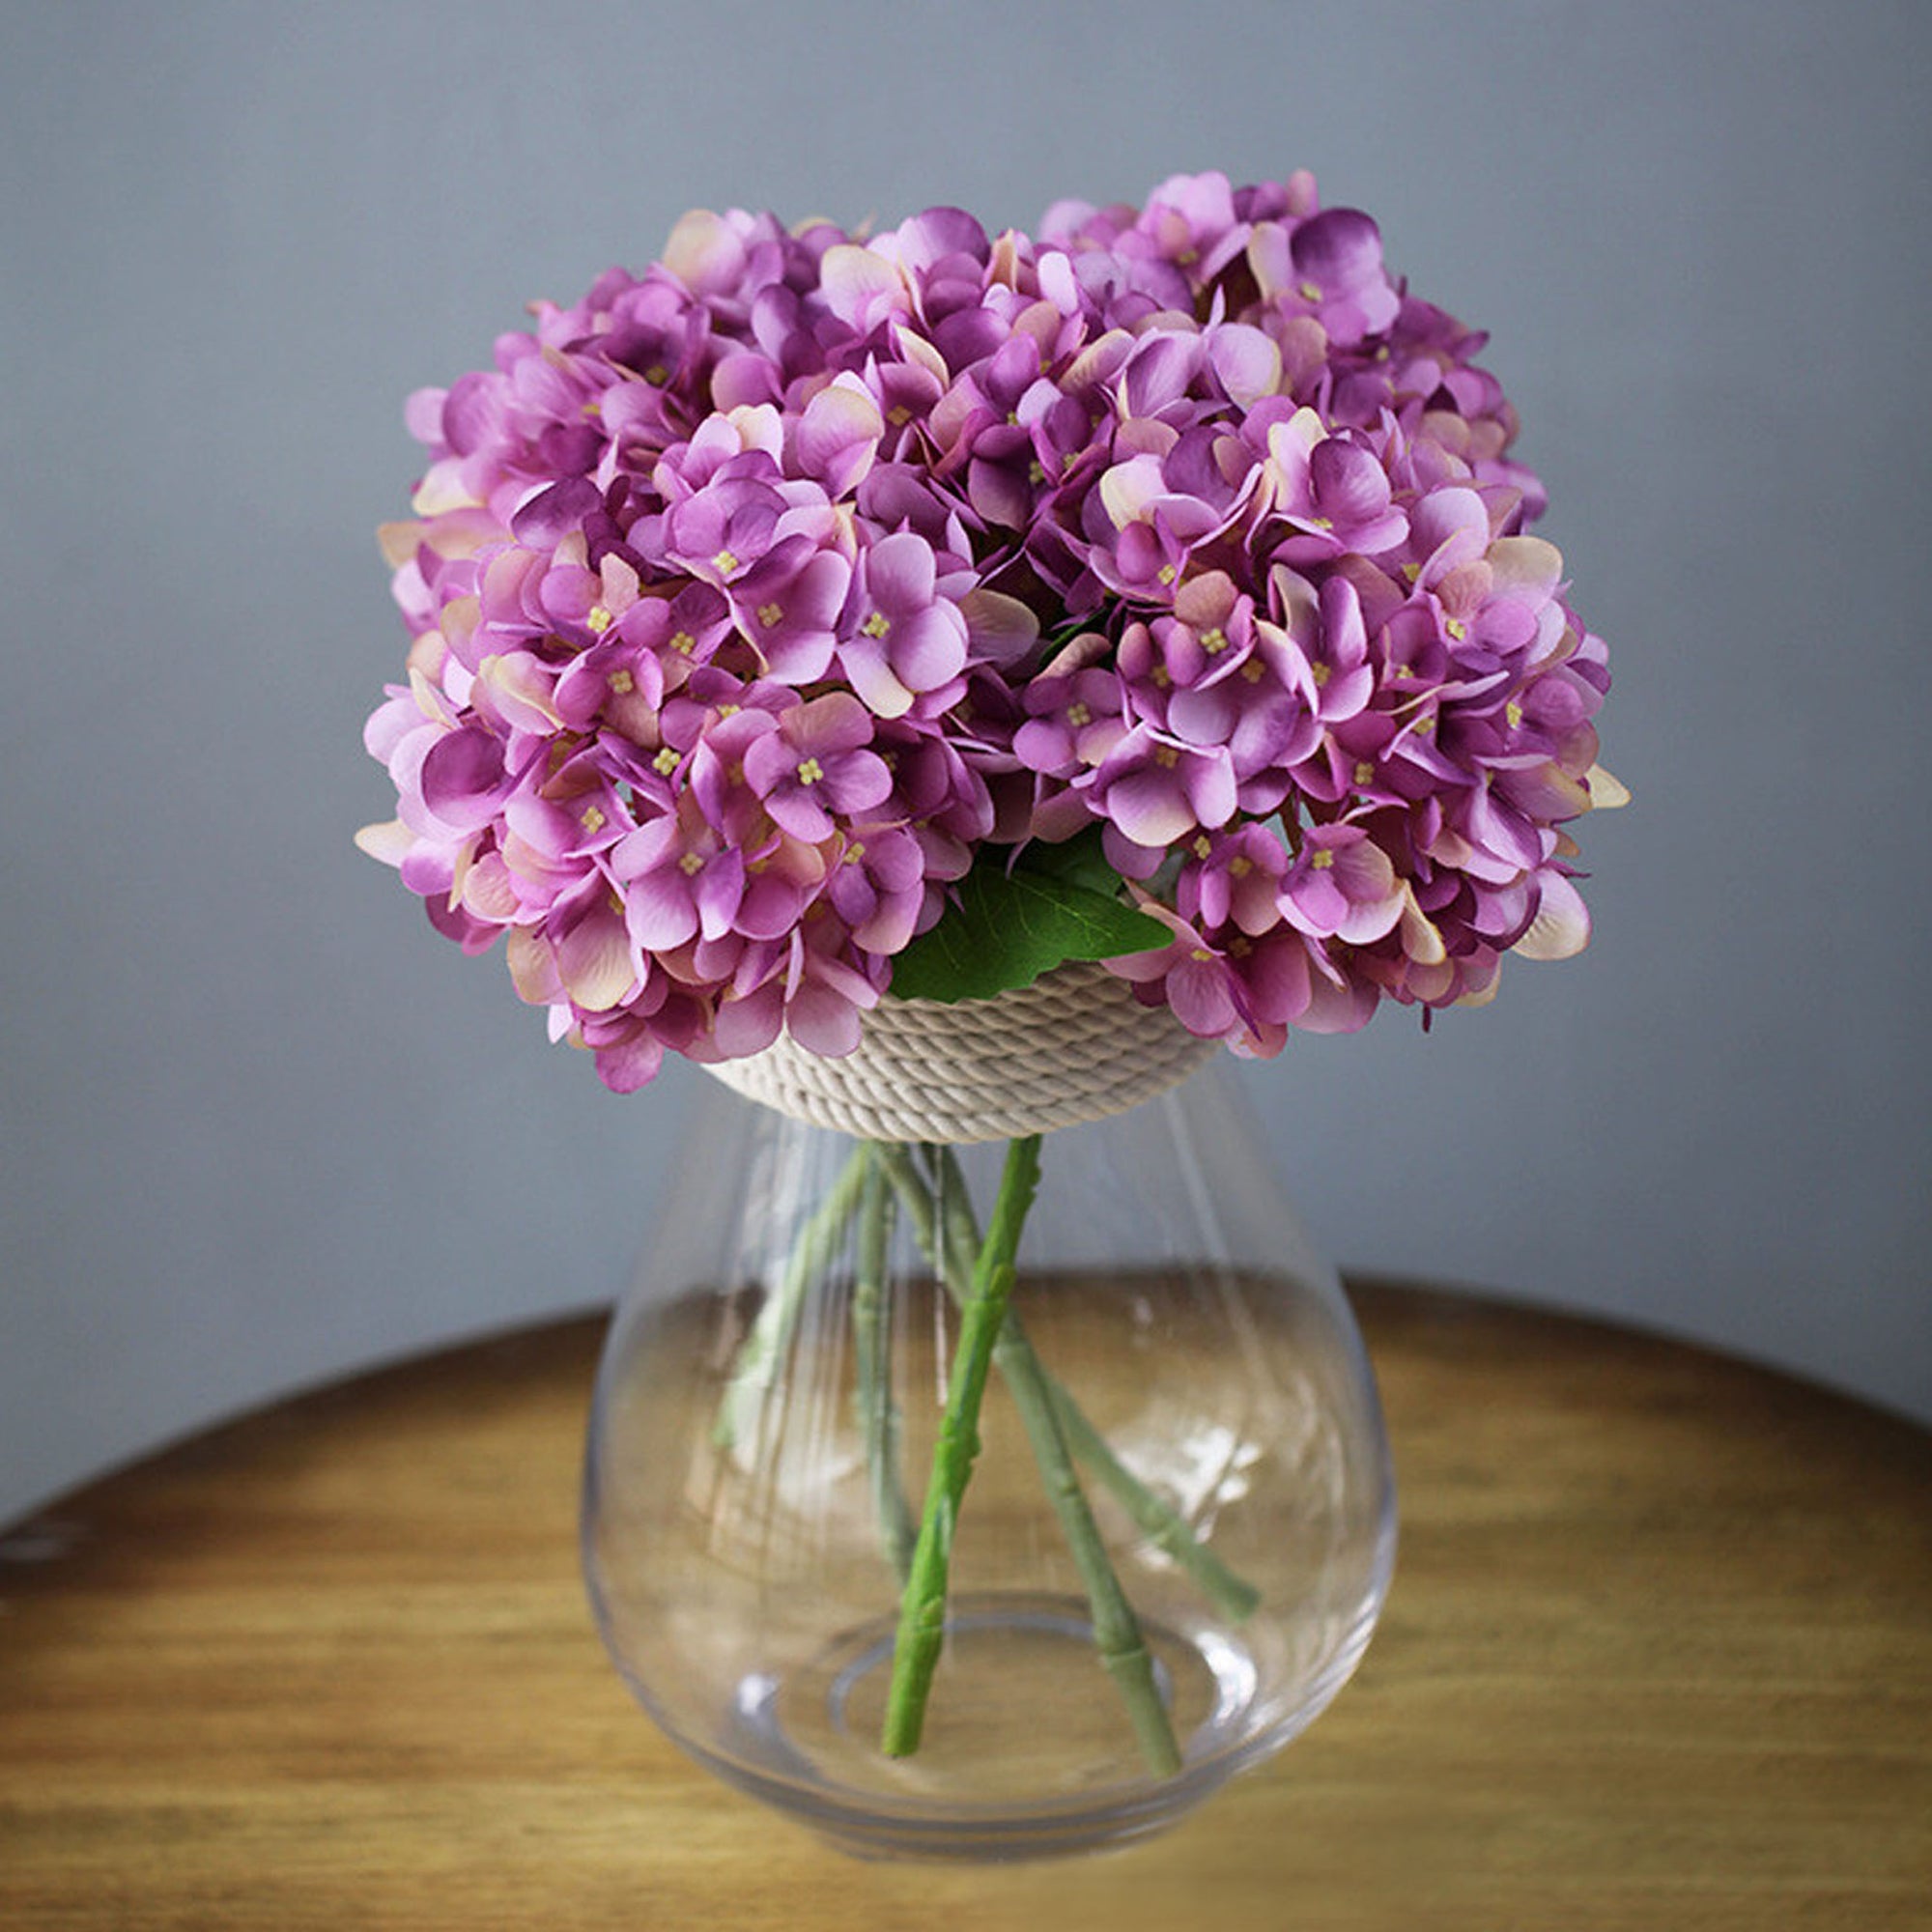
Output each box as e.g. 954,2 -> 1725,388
820,244 -> 904,328
355,819 -> 415,867
1514,870 -> 1591,960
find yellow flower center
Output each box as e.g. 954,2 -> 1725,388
1241,659 -> 1265,683
1311,848 -> 1336,870
580,805 -> 606,834
643,364 -> 669,385
1193,835 -> 1213,859
608,668 -> 635,695
1190,948 -> 1214,962
796,756 -> 826,786
843,841 -> 867,866
1354,760 -> 1377,786
1312,662 -> 1332,687
1298,279 -> 1321,302
1506,700 -> 1524,730
1152,744 -> 1179,769
1445,617 -> 1467,641
1156,563 -> 1177,585
585,605 -> 613,635
862,611 -> 891,639
1229,854 -> 1253,878
1151,666 -> 1172,689
757,601 -> 783,629
1201,626 -> 1229,655
652,747 -> 680,776
887,404 -> 912,427
712,550 -> 740,577
668,630 -> 696,656
1067,700 -> 1092,727
678,851 -> 705,876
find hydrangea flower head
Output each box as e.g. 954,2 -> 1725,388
360,173 -> 1620,1090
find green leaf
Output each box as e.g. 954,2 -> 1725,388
1011,824 -> 1123,898
887,855 -> 1170,1004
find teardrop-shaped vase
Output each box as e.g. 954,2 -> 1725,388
582,1053 -> 1395,1861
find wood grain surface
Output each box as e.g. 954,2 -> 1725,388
2,1283 -> 1927,1931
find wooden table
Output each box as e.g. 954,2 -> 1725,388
2,1284 -> 1927,1930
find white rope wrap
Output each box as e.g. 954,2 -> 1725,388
698,961 -> 1218,1144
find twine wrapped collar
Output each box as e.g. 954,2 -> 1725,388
700,961 -> 1217,1143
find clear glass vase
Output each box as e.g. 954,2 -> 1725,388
582,1054 -> 1396,1861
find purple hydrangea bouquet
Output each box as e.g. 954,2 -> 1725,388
360,170 -> 1620,1847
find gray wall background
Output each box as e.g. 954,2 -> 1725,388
3,0 -> 1927,1527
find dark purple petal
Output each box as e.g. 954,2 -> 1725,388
1290,207 -> 1385,295
510,476 -> 599,547
418,729 -> 509,831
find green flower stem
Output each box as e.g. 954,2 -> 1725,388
851,1150 -> 916,1583
893,1145 -> 1261,1625
712,1144 -> 871,1451
882,1134 -> 1043,1758
921,1146 -> 1181,1777
874,1142 -> 949,1278
1041,1385 -> 1261,1623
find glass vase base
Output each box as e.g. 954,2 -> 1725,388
586,1065 -> 1399,1860
674,1592 -> 1281,1862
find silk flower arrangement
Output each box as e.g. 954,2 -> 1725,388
359,169 -> 1621,1840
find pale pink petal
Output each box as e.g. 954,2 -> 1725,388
354,819 -> 415,867
1585,764 -> 1632,810
1208,325 -> 1282,409
840,640 -> 915,720
819,244 -> 904,328
1514,871 -> 1591,961
1099,453 -> 1167,529
1487,535 -> 1564,601
1106,770 -> 1196,847
662,209 -> 748,295
794,379 -> 884,496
